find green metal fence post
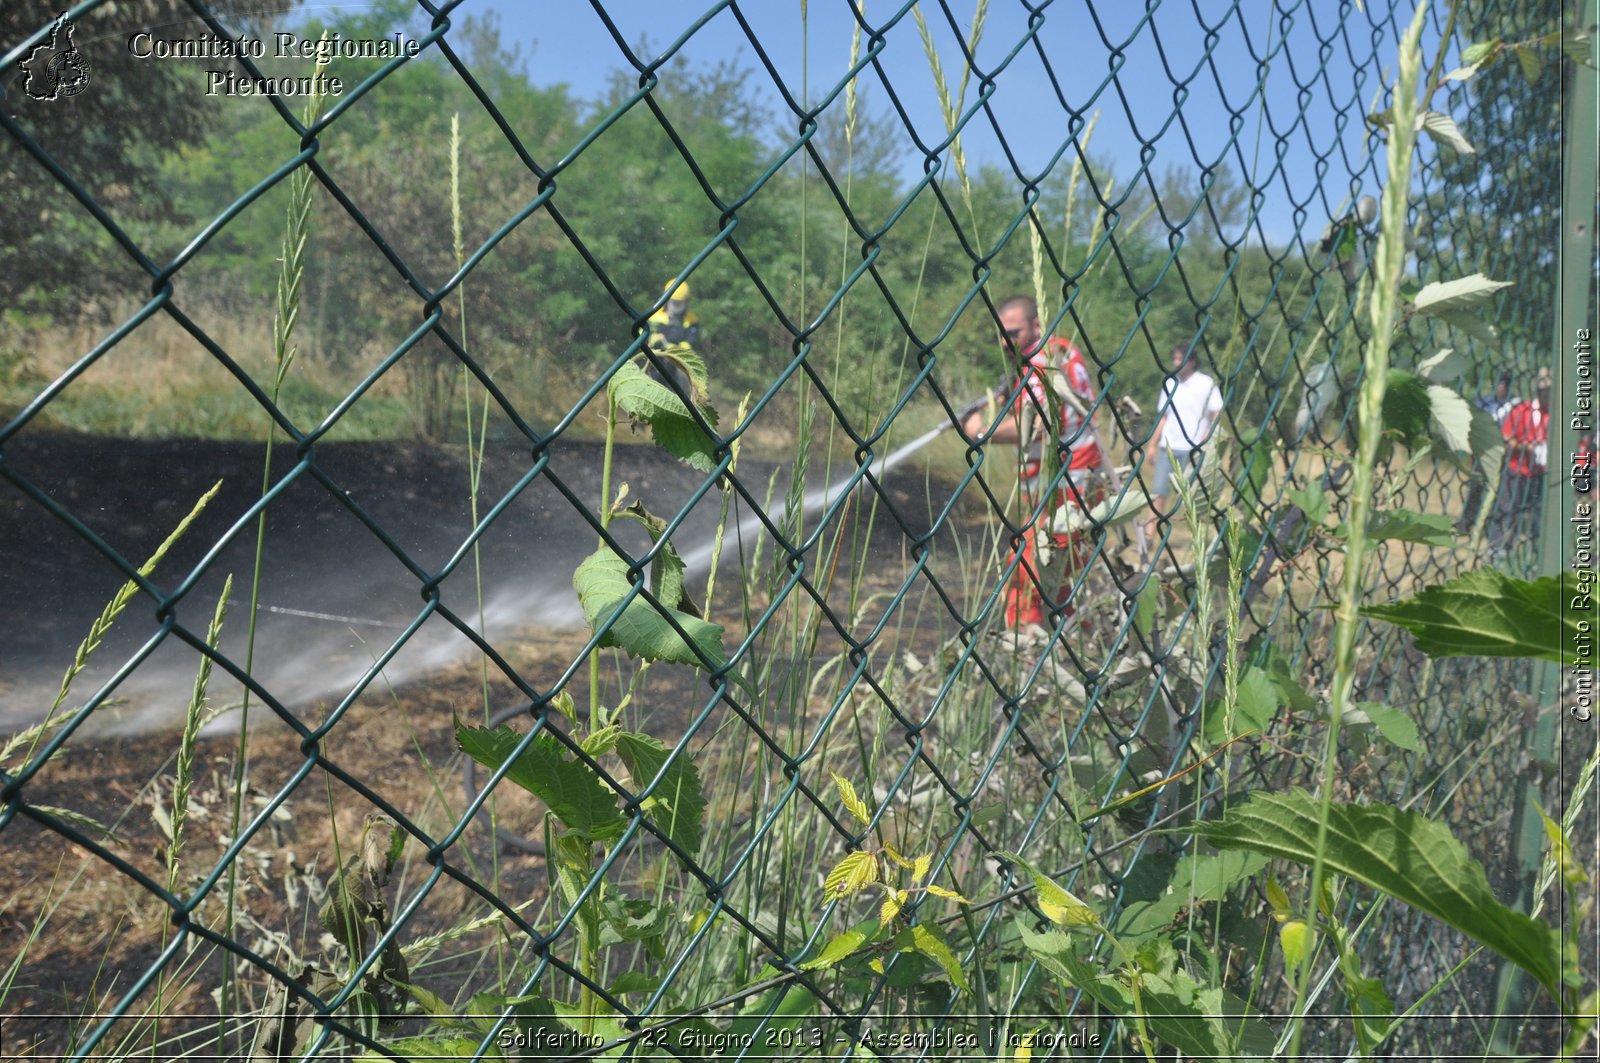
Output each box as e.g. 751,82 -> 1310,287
1499,0 -> 1598,1041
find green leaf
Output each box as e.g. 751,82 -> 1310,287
1416,110 -> 1474,154
1361,568 -> 1593,665
362,1036 -> 482,1060
1284,485 -> 1330,527
1348,701 -> 1421,752
1115,850 -> 1269,939
1205,665 -> 1278,744
455,720 -> 625,841
608,361 -> 719,471
905,923 -> 969,992
611,501 -> 696,615
1427,385 -> 1473,455
1437,307 -> 1501,347
1416,348 -> 1463,384
832,773 -> 873,827
598,894 -> 671,950
1514,44 -> 1544,83
1187,789 -> 1564,995
800,921 -> 879,970
1279,919 -> 1313,969
574,545 -> 727,668
614,731 -> 706,856
1411,274 -> 1514,317
824,850 -> 880,898
1382,370 -> 1433,448
1460,40 -> 1498,65
1017,926 -> 1276,1057
1257,642 -> 1317,711
1345,509 -> 1456,547
608,973 -> 665,998
1468,405 -> 1506,493
995,852 -> 1100,930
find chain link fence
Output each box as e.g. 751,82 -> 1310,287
1,0 -> 1587,1059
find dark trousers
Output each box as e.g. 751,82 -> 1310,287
1490,469 -> 1544,549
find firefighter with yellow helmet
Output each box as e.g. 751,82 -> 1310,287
648,280 -> 701,349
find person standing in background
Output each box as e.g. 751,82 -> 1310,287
1143,344 -> 1223,541
961,296 -> 1104,629
1496,366 -> 1552,549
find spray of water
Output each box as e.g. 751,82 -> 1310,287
6,425 -> 951,735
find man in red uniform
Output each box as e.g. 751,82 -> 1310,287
961,296 -> 1104,628
1496,366 -> 1552,548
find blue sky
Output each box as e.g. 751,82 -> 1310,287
454,0 -> 1425,248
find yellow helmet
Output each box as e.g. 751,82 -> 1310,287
664,280 -> 690,301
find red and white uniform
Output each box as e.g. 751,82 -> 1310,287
1502,398 -> 1549,476
1003,338 -> 1103,628
1009,338 -> 1102,478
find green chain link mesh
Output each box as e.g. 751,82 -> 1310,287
1,0 -> 1583,1059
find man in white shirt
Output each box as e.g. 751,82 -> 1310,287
1144,344 -> 1223,538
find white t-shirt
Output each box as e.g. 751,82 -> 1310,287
1159,371 -> 1223,450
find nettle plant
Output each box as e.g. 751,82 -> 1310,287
973,8 -> 1596,1061
441,336 -> 731,1049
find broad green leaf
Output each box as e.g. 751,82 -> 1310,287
1258,642 -> 1317,711
1237,432 -> 1276,515
1416,110 -> 1474,154
648,342 -> 716,413
1561,32 -> 1595,68
1279,919 -> 1313,969
1187,789 -> 1564,995
614,731 -> 706,856
362,1036 -> 482,1060
906,922 -> 969,992
1348,701 -> 1420,752
832,773 -> 873,827
880,889 -> 906,925
1468,405 -> 1506,493
1340,509 -> 1456,546
1514,44 -> 1544,84
611,501 -> 696,615
1115,850 -> 1269,939
1442,63 -> 1480,82
1411,274 -> 1513,317
609,970 -> 663,996
1361,568 -> 1592,665
1382,370 -> 1433,448
1284,485 -> 1330,527
455,720 -> 625,841
1018,925 -> 1276,1057
1460,40 -> 1498,64
1205,665 -> 1278,743
1265,877 -> 1291,916
1347,970 -> 1395,1047
1437,307 -> 1501,347
608,361 -> 718,471
824,850 -> 880,897
800,923 -> 877,970
574,546 -> 727,668
1416,347 -> 1463,384
598,893 -> 670,949
1427,385 -> 1473,455
996,852 -> 1100,930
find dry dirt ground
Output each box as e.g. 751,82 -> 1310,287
0,429 -> 995,1058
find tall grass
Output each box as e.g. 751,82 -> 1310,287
1288,4 -> 1427,1054
219,80 -> 325,1052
